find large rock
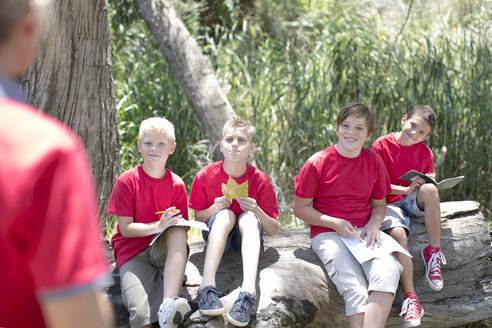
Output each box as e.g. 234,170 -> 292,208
107,201 -> 492,327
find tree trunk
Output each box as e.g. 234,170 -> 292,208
18,0 -> 120,216
135,0 -> 235,156
107,201 -> 492,327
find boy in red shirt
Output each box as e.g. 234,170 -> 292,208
189,117 -> 279,327
0,1 -> 113,327
107,117 -> 191,328
293,103 -> 401,328
372,105 -> 446,327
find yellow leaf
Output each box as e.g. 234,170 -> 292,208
222,177 -> 248,199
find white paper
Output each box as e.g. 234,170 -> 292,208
340,231 -> 411,264
149,219 -> 209,246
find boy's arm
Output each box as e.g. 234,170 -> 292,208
193,196 -> 232,222
389,177 -> 426,195
40,289 -> 113,328
117,207 -> 182,238
292,196 -> 358,238
237,197 -> 278,235
361,198 -> 386,247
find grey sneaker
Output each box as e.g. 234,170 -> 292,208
158,297 -> 191,328
196,285 -> 224,316
226,291 -> 256,327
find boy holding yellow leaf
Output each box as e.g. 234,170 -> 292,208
189,117 -> 279,326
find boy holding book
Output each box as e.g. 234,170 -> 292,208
372,105 -> 446,327
107,117 -> 191,328
189,117 -> 279,327
293,102 -> 401,328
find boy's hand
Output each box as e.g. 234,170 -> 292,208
406,176 -> 426,194
237,197 -> 258,213
361,221 -> 382,249
333,219 -> 357,238
214,196 -> 232,211
158,207 -> 182,231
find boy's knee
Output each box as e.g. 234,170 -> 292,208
389,227 -> 408,247
420,183 -> 439,199
214,209 -> 236,225
166,226 -> 188,247
238,211 -> 260,232
216,208 -> 235,218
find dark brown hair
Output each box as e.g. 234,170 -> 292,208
336,102 -> 377,135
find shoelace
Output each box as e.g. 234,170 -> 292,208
399,297 -> 419,318
231,296 -> 254,315
159,301 -> 172,324
203,288 -> 221,305
427,251 -> 447,280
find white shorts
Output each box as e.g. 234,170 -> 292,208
312,232 -> 402,316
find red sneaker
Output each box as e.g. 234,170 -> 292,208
421,246 -> 447,291
400,293 -> 424,327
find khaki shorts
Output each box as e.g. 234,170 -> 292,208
119,228 -> 189,328
312,232 -> 402,316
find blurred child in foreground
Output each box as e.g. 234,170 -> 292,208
0,0 -> 113,327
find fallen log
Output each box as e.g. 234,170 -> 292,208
106,201 -> 492,327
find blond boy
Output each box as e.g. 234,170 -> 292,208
107,117 -> 191,328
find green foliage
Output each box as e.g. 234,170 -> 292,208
108,0 -> 491,234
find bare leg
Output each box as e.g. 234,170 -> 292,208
347,313 -> 364,328
200,210 -> 236,289
238,212 -> 260,295
387,227 -> 415,293
417,184 -> 441,248
163,226 -> 188,298
363,291 -> 394,328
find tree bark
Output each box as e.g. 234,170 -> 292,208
107,201 -> 492,327
18,0 -> 120,216
135,0 -> 235,156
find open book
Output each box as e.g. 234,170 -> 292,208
340,231 -> 411,264
399,170 -> 464,190
149,219 -> 209,246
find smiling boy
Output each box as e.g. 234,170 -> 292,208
293,103 -> 400,328
107,117 -> 191,328
372,105 -> 446,327
189,117 -> 279,327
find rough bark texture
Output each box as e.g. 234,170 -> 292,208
135,0 -> 235,155
18,0 -> 120,216
107,201 -> 492,327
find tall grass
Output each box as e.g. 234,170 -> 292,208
107,0 -> 491,234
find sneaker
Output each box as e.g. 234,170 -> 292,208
399,293 -> 424,327
196,285 -> 224,316
226,291 -> 256,327
421,246 -> 447,291
158,297 -> 191,328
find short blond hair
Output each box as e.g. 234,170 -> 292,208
138,117 -> 175,142
222,117 -> 256,142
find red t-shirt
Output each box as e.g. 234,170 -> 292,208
0,98 -> 109,328
188,161 -> 279,219
294,146 -> 391,238
107,165 -> 188,269
372,133 -> 434,203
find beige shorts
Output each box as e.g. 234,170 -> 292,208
312,232 -> 402,316
119,229 -> 189,328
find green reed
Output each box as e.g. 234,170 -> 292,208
107,0 -> 491,234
